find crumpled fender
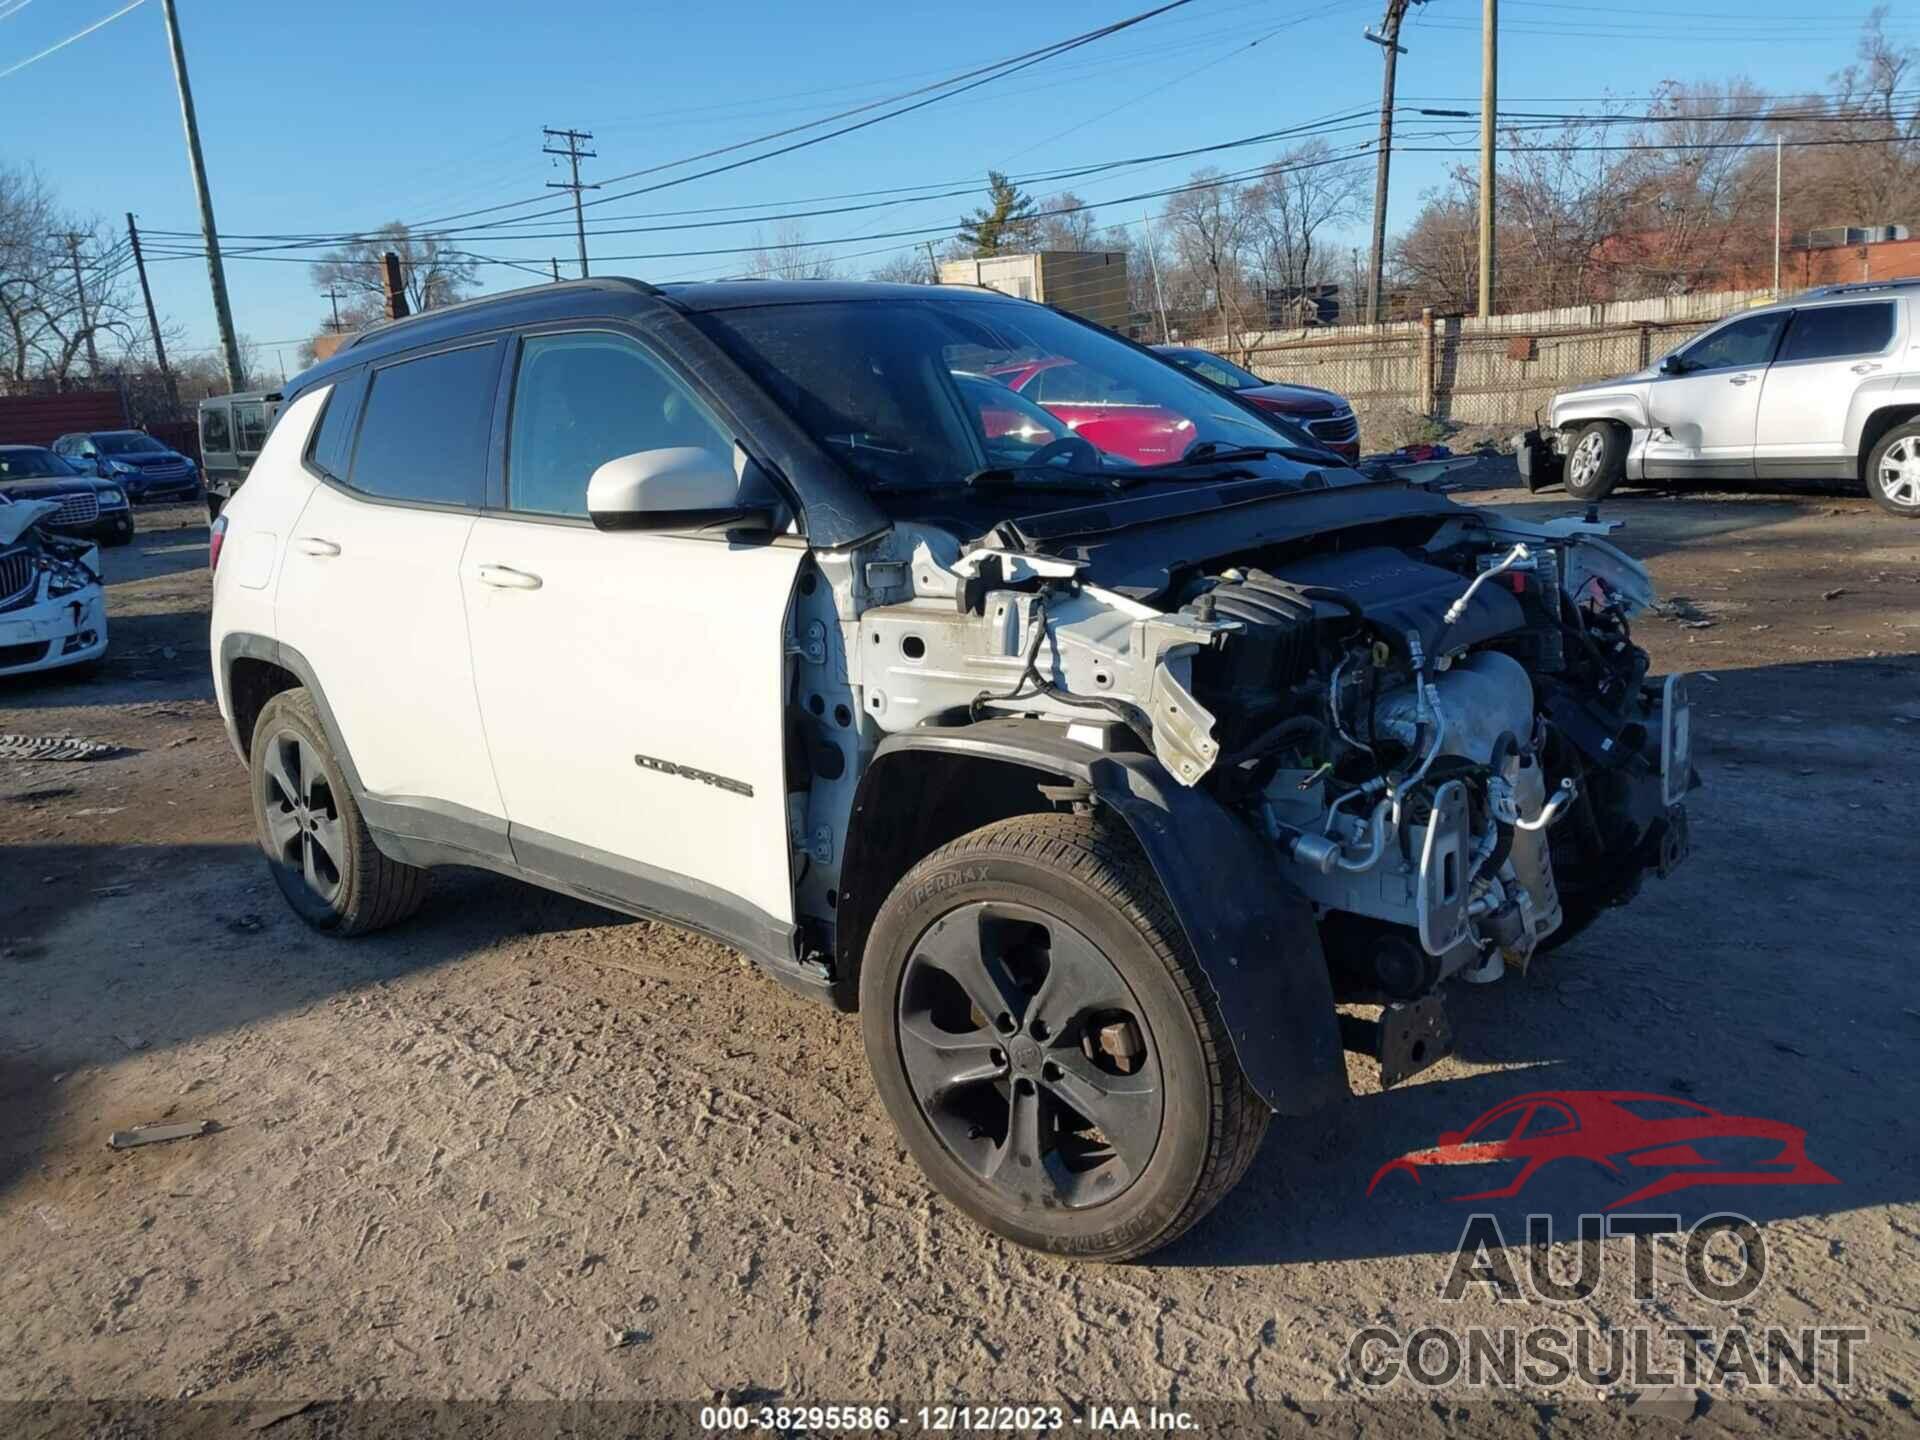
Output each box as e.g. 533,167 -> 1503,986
865,717 -> 1349,1115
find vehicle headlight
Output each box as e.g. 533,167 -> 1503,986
110,460 -> 136,475
45,559 -> 96,598
98,487 -> 126,506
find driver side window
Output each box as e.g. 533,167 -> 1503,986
1673,313 -> 1786,374
507,331 -> 732,518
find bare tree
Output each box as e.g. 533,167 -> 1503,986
868,251 -> 934,284
1615,80 -> 1772,294
309,223 -> 478,330
1162,169 -> 1256,344
1033,192 -> 1100,250
747,220 -> 838,280
1,167 -> 148,385
1775,8 -> 1920,231
1389,181 -> 1480,316
1246,141 -> 1367,304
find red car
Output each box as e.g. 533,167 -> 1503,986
984,356 -> 1198,465
1153,345 -> 1361,464
1366,1090 -> 1838,1209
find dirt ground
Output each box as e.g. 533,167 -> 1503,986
1,480 -> 1917,1432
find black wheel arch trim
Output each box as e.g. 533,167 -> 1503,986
844,717 -> 1349,1115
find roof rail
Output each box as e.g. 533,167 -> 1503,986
1798,275 -> 1920,300
346,275 -> 668,348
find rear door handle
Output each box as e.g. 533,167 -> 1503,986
476,564 -> 543,591
1852,361 -> 1884,374
293,536 -> 340,557
1727,374 -> 1754,386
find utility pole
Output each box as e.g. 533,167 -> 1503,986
551,258 -> 562,283
1363,1 -> 1416,325
924,240 -> 941,283
1144,223 -> 1172,342
1773,135 -> 1783,297
1477,0 -> 1497,319
126,215 -> 179,411
160,0 -> 245,392
543,127 -> 599,278
323,285 -> 345,332
62,233 -> 100,378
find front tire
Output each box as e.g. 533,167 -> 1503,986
860,813 -> 1268,1261
249,688 -> 428,935
1866,422 -> 1920,517
1563,422 -> 1627,501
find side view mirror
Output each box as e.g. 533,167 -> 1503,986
585,446 -> 774,533
1658,354 -> 1685,377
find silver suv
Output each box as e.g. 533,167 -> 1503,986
1519,278 -> 1920,515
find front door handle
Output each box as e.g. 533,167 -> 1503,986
476,564 -> 543,591
293,536 -> 341,557
1852,361 -> 1884,374
1727,373 -> 1754,386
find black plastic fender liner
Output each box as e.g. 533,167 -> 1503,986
854,718 -> 1350,1115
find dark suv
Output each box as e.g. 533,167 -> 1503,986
52,430 -> 200,503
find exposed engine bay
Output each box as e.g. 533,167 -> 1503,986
795,485 -> 1695,1061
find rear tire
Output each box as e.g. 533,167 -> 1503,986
861,812 -> 1268,1261
1865,422 -> 1920,517
249,688 -> 428,935
1563,422 -> 1627,501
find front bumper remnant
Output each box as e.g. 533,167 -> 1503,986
1340,994 -> 1455,1088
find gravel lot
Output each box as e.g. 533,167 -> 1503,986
1,481 -> 1916,1431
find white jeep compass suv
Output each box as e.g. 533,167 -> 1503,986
213,278 -> 1694,1259
1519,278 -> 1920,515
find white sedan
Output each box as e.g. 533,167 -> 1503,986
0,495 -> 108,678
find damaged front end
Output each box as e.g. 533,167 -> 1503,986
0,499 -> 109,678
812,489 -> 1694,1102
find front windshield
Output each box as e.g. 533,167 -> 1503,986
0,449 -> 80,480
694,298 -> 1291,491
95,433 -> 168,456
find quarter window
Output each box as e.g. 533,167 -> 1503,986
1778,302 -> 1895,363
347,344 -> 499,507
308,379 -> 362,482
200,408 -> 231,452
1674,313 -> 1786,373
506,332 -> 731,517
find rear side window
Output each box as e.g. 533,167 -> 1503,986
506,332 -> 731,517
1779,302 -> 1895,363
347,344 -> 499,506
200,407 -> 231,452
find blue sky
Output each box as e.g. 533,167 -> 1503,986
0,0 -> 1906,379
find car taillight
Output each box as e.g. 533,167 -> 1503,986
208,514 -> 228,572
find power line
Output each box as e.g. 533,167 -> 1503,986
0,0 -> 146,80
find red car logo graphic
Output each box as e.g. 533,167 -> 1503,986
1367,1091 -> 1838,1208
